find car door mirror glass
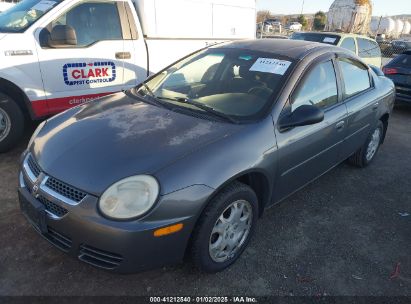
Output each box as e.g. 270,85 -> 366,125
279,104 -> 324,130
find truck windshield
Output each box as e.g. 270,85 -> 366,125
0,0 -> 61,33
136,48 -> 295,121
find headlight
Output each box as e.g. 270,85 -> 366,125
28,120 -> 46,148
99,175 -> 159,220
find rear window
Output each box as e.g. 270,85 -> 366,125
357,38 -> 381,58
291,32 -> 341,45
390,54 -> 411,67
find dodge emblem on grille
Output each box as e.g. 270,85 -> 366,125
32,183 -> 39,198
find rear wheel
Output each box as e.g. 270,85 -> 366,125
0,93 -> 25,153
191,181 -> 258,273
348,121 -> 384,168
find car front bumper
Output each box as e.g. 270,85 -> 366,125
18,162 -> 213,273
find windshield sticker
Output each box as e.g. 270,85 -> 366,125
31,0 -> 56,11
63,62 -> 116,86
249,58 -> 291,75
323,37 -> 337,43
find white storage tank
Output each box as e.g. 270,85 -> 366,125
371,17 -> 396,35
394,19 -> 404,36
326,0 -> 372,34
404,21 -> 411,34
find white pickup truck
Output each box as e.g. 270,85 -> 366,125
0,0 -> 256,152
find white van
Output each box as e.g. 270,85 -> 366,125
0,0 -> 256,151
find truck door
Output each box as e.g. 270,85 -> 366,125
35,0 -> 132,115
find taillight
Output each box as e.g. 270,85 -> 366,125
383,67 -> 398,75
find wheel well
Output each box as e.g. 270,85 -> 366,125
0,78 -> 31,119
184,171 -> 271,260
380,113 -> 389,143
235,172 -> 270,217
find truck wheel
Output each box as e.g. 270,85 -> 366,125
348,121 -> 384,168
191,181 -> 258,273
0,93 -> 25,153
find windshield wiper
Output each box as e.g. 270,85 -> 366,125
157,96 -> 238,124
128,87 -> 172,110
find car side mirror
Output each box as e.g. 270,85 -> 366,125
278,104 -> 324,131
48,25 -> 77,47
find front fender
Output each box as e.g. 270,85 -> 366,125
154,117 -> 278,199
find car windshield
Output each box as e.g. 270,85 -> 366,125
136,48 -> 294,121
0,0 -> 61,33
291,32 -> 341,45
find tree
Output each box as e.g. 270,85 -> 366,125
257,10 -> 271,23
313,11 -> 327,30
297,15 -> 308,29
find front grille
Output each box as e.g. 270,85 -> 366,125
79,244 -> 123,270
44,227 -> 72,252
22,172 -> 69,218
27,155 -> 41,178
45,177 -> 87,203
38,195 -> 68,218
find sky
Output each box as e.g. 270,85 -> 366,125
256,0 -> 411,16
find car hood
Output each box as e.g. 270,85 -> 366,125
31,92 -> 240,195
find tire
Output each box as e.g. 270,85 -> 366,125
190,181 -> 258,273
348,120 -> 384,168
0,93 -> 25,153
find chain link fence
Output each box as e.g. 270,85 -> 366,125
256,23 -> 411,68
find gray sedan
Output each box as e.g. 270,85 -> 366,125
18,40 -> 395,273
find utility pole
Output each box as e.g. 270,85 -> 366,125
301,0 -> 305,15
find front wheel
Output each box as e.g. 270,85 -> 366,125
0,93 -> 25,153
348,121 -> 384,168
190,181 -> 258,273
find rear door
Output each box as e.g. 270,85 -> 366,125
273,55 -> 348,202
336,56 -> 380,160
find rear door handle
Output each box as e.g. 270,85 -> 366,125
115,52 -> 131,59
336,121 -> 345,130
372,102 -> 379,110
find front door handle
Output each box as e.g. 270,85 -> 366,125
115,52 -> 131,59
372,102 -> 379,110
336,121 -> 345,130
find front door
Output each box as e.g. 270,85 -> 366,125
273,58 -> 348,202
35,0 -> 129,115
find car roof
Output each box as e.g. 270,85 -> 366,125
297,32 -> 376,40
217,39 -> 334,60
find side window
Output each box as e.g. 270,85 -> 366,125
51,2 -> 123,47
340,38 -> 356,53
357,38 -> 381,58
291,60 -> 338,110
338,58 -> 371,97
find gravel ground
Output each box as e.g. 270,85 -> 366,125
0,104 -> 410,296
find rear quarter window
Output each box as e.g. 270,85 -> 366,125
357,38 -> 381,58
338,58 -> 371,98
